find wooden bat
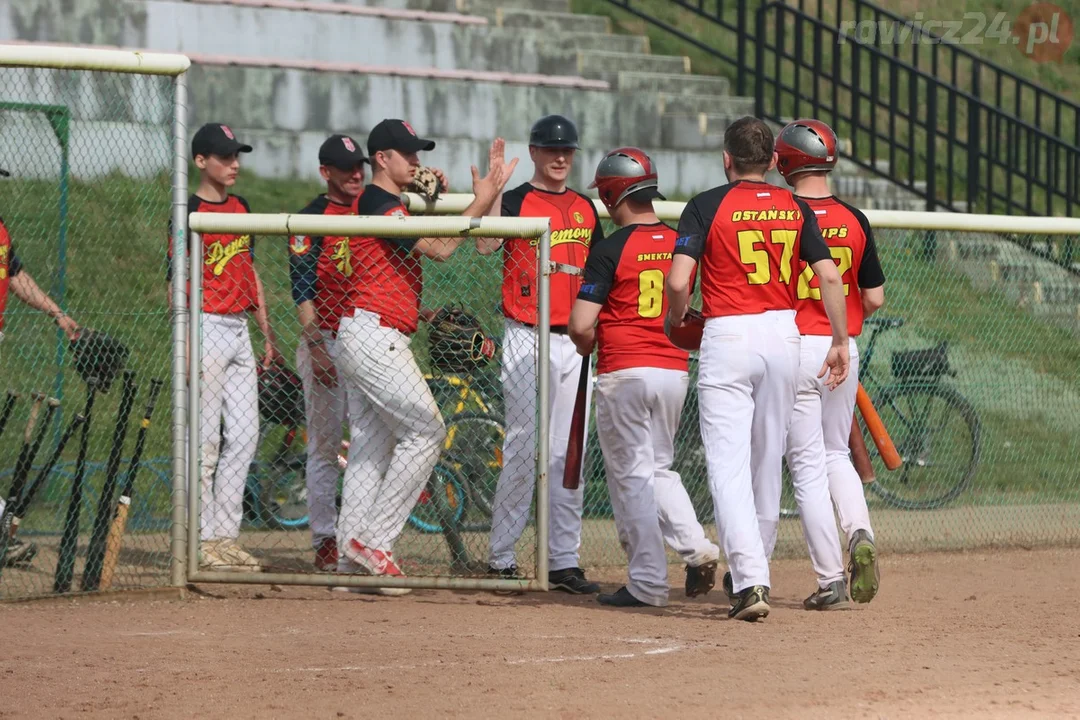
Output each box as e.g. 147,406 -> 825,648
563,356 -> 591,490
849,415 -> 876,484
0,390 -> 19,442
0,394 -> 56,574
82,370 -> 138,592
54,380 -> 99,594
100,378 -> 164,591
856,383 -> 902,471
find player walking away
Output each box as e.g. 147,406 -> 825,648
0,164 -> 82,567
478,115 -> 604,595
289,134 -> 369,572
568,148 -> 721,608
169,123 -> 280,572
333,120 -> 516,592
776,119 -> 884,607
664,116 -> 850,621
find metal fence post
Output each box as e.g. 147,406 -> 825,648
536,224 -> 552,591
187,229 -> 202,581
170,72 -> 189,588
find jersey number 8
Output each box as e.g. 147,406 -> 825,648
637,268 -> 665,318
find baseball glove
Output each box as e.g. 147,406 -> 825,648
427,306 -> 496,374
70,329 -> 130,393
408,166 -> 442,203
257,363 -> 305,426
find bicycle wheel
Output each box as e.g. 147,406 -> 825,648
247,423 -> 311,530
441,411 -> 505,533
866,382 -> 981,510
407,462 -> 467,534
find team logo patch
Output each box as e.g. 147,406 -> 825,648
815,209 -> 827,215
573,211 -> 584,224
756,192 -> 771,198
290,235 -> 312,255
221,125 -> 235,139
402,121 -> 417,136
391,208 -> 406,218
343,137 -> 356,152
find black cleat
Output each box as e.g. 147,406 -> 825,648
728,585 -> 770,622
722,570 -> 737,604
803,580 -> 850,611
597,586 -> 649,607
549,567 -> 600,595
685,560 -> 718,597
488,565 -> 525,595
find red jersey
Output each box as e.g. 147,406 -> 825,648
674,180 -> 830,317
168,194 -> 258,315
578,222 -> 694,375
288,193 -> 359,335
344,185 -> 423,335
500,183 -> 604,327
0,218 -> 24,332
794,197 -> 885,337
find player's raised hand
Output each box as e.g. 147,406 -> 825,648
471,137 -> 519,204
819,342 -> 850,390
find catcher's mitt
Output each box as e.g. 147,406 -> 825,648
408,166 -> 442,203
70,329 -> 130,393
257,363 -> 305,426
427,306 -> 496,374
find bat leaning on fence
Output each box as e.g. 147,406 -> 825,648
54,379 -> 100,594
562,357 -> 591,491
0,390 -> 20,443
99,378 -> 164,591
856,383 -> 903,471
0,394 -> 58,574
82,370 -> 138,592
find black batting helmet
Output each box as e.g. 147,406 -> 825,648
529,115 -> 579,149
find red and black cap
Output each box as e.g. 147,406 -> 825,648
191,123 -> 253,159
367,119 -> 436,156
319,134 -> 368,170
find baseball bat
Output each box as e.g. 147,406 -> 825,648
82,370 -> 138,591
856,383 -> 903,471
2,392 -> 45,518
849,414 -> 876,484
54,380 -> 99,594
562,356 -> 591,490
0,390 -> 19,442
100,378 -> 164,591
0,395 -> 57,573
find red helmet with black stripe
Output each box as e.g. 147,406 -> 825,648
588,146 -> 665,211
775,119 -> 839,181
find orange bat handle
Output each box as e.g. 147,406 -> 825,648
856,383 -> 902,470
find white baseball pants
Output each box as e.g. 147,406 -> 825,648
335,309 -> 446,552
596,367 -> 720,607
488,320 -> 589,572
199,313 -> 259,542
699,309 -> 801,593
790,336 -> 874,559
296,330 -> 347,549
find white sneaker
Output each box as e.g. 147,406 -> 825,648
330,556 -> 410,596
218,539 -> 262,569
201,539 -> 262,571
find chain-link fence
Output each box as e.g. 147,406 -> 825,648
0,49 -> 188,601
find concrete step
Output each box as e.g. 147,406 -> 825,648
656,93 -> 751,117
496,7 -> 610,34
577,50 -> 689,80
535,31 -> 649,54
449,0 -> 572,15
659,113 -> 728,151
619,71 -> 730,96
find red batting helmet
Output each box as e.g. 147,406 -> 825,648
664,308 -> 705,352
775,119 -> 838,181
588,147 -> 665,211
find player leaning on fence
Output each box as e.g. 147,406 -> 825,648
332,120 -> 517,590
168,123 -> 280,573
0,163 -> 82,568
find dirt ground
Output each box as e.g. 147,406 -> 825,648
2,547 -> 1079,718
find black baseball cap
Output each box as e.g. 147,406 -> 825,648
367,119 -> 435,156
319,134 -> 368,170
191,123 -> 253,159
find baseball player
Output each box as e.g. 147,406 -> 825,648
0,164 -> 82,567
478,115 -> 605,594
775,119 -> 885,607
169,123 -> 280,572
568,148 -> 720,608
665,116 -> 849,621
289,134 -> 369,572
333,120 -> 516,590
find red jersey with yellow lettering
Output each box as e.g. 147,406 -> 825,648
344,185 -> 423,335
168,195 -> 258,315
0,218 -> 24,332
578,222 -> 695,375
288,194 -> 359,334
794,196 -> 885,337
674,180 -> 830,317
500,183 -> 604,327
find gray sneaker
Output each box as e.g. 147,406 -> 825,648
803,580 -> 851,611
848,530 -> 880,604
